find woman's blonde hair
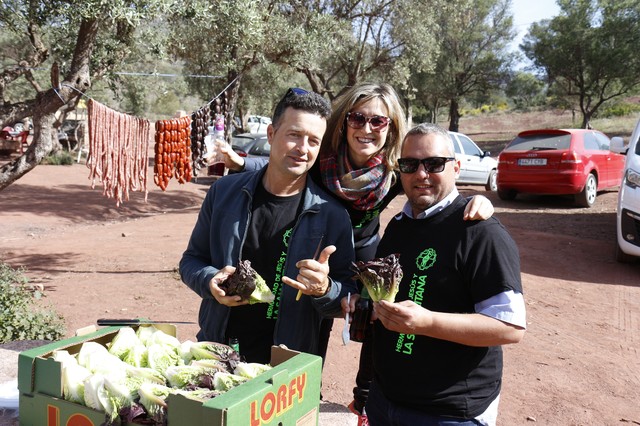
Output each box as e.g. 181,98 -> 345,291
322,82 -> 407,169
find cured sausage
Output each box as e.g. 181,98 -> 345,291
86,99 -> 150,206
152,116 -> 193,191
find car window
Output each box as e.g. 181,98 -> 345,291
458,134 -> 482,156
504,134 -> 572,151
62,120 -> 81,132
583,133 -> 600,151
593,132 -> 611,151
248,138 -> 270,156
232,136 -> 257,150
449,134 -> 462,154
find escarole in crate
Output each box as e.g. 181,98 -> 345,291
50,326 -> 273,425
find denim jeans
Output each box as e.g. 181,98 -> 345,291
365,381 -> 484,426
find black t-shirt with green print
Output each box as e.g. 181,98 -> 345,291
372,195 -> 522,419
225,182 -> 303,364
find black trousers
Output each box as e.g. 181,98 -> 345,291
316,314 -> 373,413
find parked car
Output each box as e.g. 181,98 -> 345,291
10,119 -> 31,134
58,119 -> 84,151
0,124 -> 28,154
231,133 -> 270,157
246,115 -> 271,134
610,121 -> 640,262
449,131 -> 498,191
497,128 -> 626,207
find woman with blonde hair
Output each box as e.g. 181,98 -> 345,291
218,83 -> 493,425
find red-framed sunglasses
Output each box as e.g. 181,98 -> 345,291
346,112 -> 391,131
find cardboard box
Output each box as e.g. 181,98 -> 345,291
18,325 -> 322,425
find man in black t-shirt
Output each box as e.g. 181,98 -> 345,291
365,123 -> 526,425
180,89 -> 357,364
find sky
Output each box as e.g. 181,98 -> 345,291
509,0 -> 561,55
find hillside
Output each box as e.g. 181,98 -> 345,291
455,109 -> 638,155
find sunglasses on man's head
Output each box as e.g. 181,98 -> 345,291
346,112 -> 391,131
397,157 -> 456,174
287,87 -> 309,96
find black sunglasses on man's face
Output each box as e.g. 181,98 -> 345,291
397,157 -> 455,174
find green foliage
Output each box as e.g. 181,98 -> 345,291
150,91 -> 182,118
412,0 -> 515,130
506,71 -> 547,110
41,151 -> 75,165
169,0 -> 268,97
461,100 -> 509,116
119,76 -> 150,116
597,102 -> 640,118
0,262 -> 66,343
522,0 -> 640,127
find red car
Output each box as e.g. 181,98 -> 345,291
497,129 -> 626,207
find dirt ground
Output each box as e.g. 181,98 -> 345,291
1,159 -> 639,425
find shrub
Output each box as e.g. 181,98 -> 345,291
597,102 -> 640,118
0,262 -> 66,343
41,151 -> 74,165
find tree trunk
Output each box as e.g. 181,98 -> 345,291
430,98 -> 440,124
404,97 -> 413,129
0,114 -> 56,188
0,19 -> 98,192
581,111 -> 593,129
448,98 -> 461,132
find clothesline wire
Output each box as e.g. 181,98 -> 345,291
22,66 -> 223,79
206,74 -> 240,108
52,73 -> 241,119
115,71 -> 223,79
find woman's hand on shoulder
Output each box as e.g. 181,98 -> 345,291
464,195 -> 494,220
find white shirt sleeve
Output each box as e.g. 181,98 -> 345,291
475,290 -> 527,329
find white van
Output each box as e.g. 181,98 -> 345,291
610,118 -> 640,262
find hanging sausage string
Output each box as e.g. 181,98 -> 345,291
57,75 -> 239,201
188,90 -> 228,178
153,116 -> 193,191
86,99 -> 150,206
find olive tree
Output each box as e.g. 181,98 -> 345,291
521,0 -> 640,128
266,0 -> 441,104
0,0 -> 172,191
506,71 -> 547,110
170,1 -> 443,130
413,0 -> 515,132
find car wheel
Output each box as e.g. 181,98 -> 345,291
575,173 -> 597,207
485,170 -> 497,192
497,188 -> 516,201
13,122 -> 24,133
